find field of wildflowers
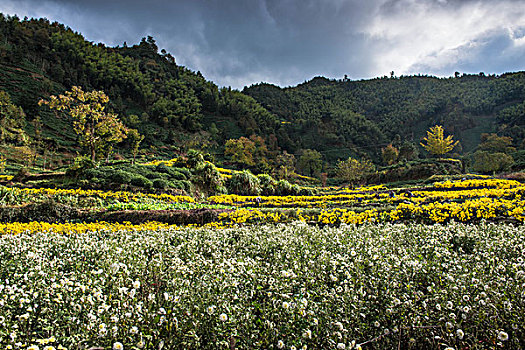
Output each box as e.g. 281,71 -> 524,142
0,222 -> 523,349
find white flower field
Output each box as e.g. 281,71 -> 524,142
0,222 -> 523,349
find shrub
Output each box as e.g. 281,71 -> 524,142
153,178 -> 170,190
66,155 -> 95,178
111,170 -> 134,185
227,170 -> 261,195
131,175 -> 153,189
258,174 -> 277,195
275,179 -> 293,196
194,162 -> 225,195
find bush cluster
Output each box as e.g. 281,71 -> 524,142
82,163 -> 192,193
225,171 -> 310,196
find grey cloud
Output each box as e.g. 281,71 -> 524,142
0,0 -> 524,88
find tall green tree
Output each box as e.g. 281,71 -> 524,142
39,86 -> 127,162
0,90 -> 27,145
296,149 -> 322,177
125,128 -> 144,165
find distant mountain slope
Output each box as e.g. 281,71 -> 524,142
0,14 -> 279,156
244,74 -> 525,161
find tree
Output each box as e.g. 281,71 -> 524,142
275,151 -> 296,179
472,151 -> 513,174
336,157 -> 374,185
296,149 -> 322,177
398,141 -> 419,161
0,90 -> 27,145
478,133 -> 515,153
225,137 -> 256,166
420,125 -> 458,157
126,128 -> 144,165
381,144 -> 399,165
39,86 -> 127,162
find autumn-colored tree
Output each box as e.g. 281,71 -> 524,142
381,144 -> 399,165
224,137 -> 256,166
420,125 -> 458,157
336,157 -> 374,185
39,86 -> 127,162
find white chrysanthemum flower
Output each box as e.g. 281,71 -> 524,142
27,346 -> 40,350
130,326 -> 138,334
43,346 -> 56,350
303,329 -> 312,339
498,331 -> 509,341
456,329 -> 464,339
277,340 -> 285,349
337,343 -> 346,349
219,313 -> 228,322
207,305 -> 216,315
282,301 -> 290,309
113,342 -> 123,350
132,280 -> 140,289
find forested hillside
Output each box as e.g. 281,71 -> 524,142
1,13 -> 524,171
0,14 -> 279,160
244,74 -> 525,161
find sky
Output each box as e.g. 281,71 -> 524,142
1,0 -> 525,89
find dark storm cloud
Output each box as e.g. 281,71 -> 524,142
1,0 -> 525,88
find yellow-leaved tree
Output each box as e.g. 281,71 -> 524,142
39,86 -> 128,162
420,125 -> 458,157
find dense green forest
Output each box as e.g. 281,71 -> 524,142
0,13 -> 524,175
244,74 -> 525,162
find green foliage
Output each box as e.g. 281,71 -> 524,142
225,137 -> 256,166
227,170 -> 261,195
472,151 -> 514,174
66,155 -> 95,178
398,141 -> 419,161
381,144 -> 399,165
0,90 -> 28,145
193,161 -> 225,195
111,170 -> 134,185
130,175 -> 153,189
257,173 -> 277,195
296,149 -> 323,177
478,133 -> 515,153
275,179 -> 293,195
